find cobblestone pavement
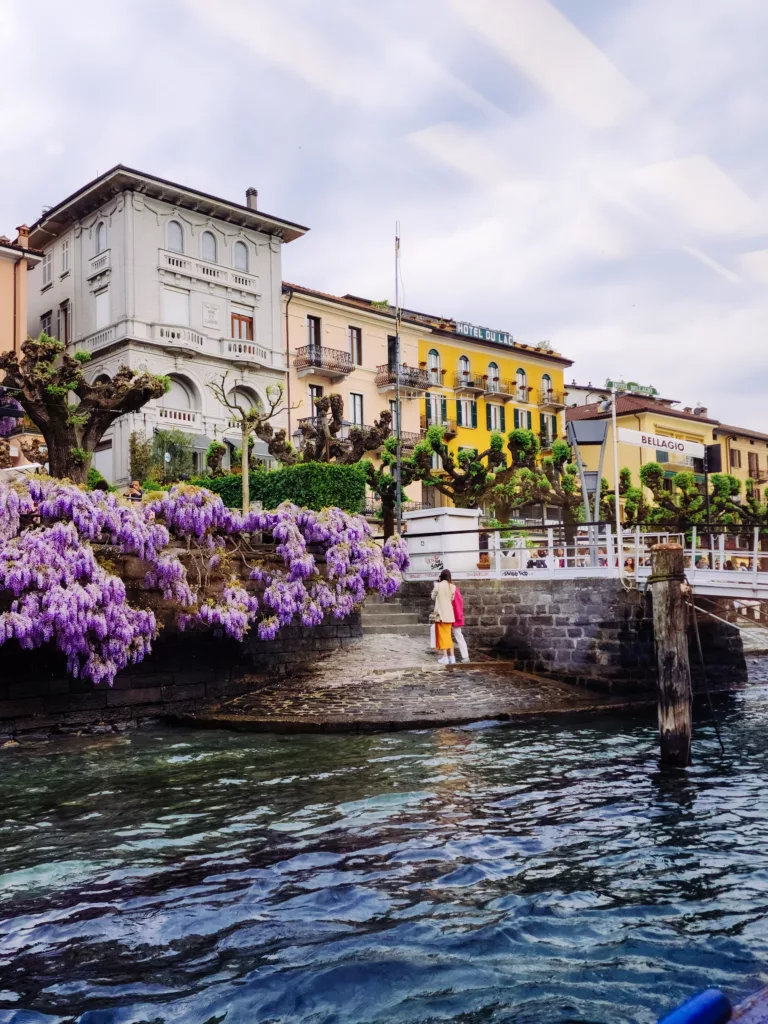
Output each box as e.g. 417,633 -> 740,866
180,632 -> 657,733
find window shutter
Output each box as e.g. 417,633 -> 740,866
540,413 -> 547,435
425,393 -> 431,423
551,414 -> 557,437
527,411 -> 532,430
486,404 -> 492,430
500,407 -> 506,432
514,409 -> 520,429
456,400 -> 463,427
441,397 -> 447,423
471,402 -> 477,428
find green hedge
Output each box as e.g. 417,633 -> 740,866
192,463 -> 367,513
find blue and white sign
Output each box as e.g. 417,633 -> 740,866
456,322 -> 513,346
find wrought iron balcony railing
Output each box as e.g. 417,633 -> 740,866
294,344 -> 352,376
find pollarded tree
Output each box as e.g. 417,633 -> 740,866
418,424 -> 511,508
0,335 -> 170,485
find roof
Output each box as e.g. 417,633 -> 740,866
566,394 -> 720,426
0,237 -> 43,258
29,165 -> 310,247
716,423 -> 768,443
283,283 -> 573,366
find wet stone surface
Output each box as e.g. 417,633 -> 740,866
178,632 -> 656,733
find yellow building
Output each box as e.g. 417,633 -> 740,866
713,422 -> 768,502
0,225 -> 41,355
413,316 -> 572,502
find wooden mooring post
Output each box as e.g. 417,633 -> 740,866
650,543 -> 692,767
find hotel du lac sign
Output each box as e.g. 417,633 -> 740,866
455,322 -> 513,346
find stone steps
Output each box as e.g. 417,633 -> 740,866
362,624 -> 429,637
362,611 -> 421,626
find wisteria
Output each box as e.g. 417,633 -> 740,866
0,478 -> 407,685
0,389 -> 23,438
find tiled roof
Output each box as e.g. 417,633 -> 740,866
566,394 -> 720,425
716,423 -> 768,443
0,237 -> 43,257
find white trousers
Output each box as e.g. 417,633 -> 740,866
430,625 -> 468,661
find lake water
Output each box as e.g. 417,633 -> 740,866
2,689 -> 768,1023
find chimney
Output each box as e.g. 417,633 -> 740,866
14,224 -> 29,247
245,187 -> 258,210
683,407 -> 692,413
694,406 -> 708,417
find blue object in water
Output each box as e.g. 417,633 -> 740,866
658,989 -> 733,1024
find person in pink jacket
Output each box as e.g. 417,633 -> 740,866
450,574 -> 469,663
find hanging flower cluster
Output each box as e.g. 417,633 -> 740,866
0,388 -> 23,438
0,480 -> 407,685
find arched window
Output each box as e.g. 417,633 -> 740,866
487,361 -> 500,393
516,368 -> 528,400
95,222 -> 106,254
458,355 -> 470,378
168,220 -> 184,253
427,348 -> 441,384
233,240 -> 249,272
201,230 -> 217,263
541,373 -> 552,399
228,386 -> 264,416
164,376 -> 195,410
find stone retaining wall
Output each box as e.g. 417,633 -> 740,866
403,579 -> 746,693
0,614 -> 361,739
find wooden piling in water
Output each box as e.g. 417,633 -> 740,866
650,543 -> 692,767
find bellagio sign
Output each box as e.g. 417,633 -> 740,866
617,427 -> 705,459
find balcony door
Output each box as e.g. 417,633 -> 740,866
387,335 -> 398,371
231,313 -> 253,341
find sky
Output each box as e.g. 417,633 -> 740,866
1,0 -> 766,428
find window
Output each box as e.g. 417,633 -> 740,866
41,250 -> 52,287
486,404 -> 505,431
95,222 -> 106,254
425,392 -> 446,425
61,238 -> 70,275
168,220 -> 184,253
458,355 -> 470,377
201,230 -> 217,263
513,409 -> 533,430
431,451 -> 442,471
348,326 -> 362,365
350,393 -> 364,426
94,287 -> 110,330
516,367 -> 527,399
487,361 -> 500,393
231,313 -> 254,340
387,335 -> 398,369
162,286 -> 190,326
542,373 -> 552,397
540,412 -> 557,442
428,349 -> 441,384
389,399 -> 400,432
57,303 -> 70,346
456,398 -> 476,428
730,449 -> 742,469
308,384 -> 323,408
233,240 -> 248,271
748,452 -> 759,477
40,311 -> 52,337
307,315 -> 322,348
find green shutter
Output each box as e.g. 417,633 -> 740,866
514,408 -> 520,429
527,411 -> 532,430
540,413 -> 547,435
551,414 -> 557,437
425,393 -> 431,423
441,397 -> 447,423
486,404 -> 492,430
500,407 -> 506,432
471,402 -> 477,428
456,400 -> 463,427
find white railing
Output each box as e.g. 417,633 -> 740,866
158,249 -> 259,293
87,249 -> 111,279
82,326 -> 115,351
221,338 -> 270,365
157,407 -> 201,427
153,324 -> 205,349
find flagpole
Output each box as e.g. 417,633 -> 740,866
395,222 -> 403,537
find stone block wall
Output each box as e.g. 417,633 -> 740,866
402,579 -> 746,694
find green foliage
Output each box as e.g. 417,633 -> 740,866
86,467 -> 113,491
73,351 -> 92,363
206,440 -> 226,477
152,429 -> 193,481
69,447 -> 89,465
193,462 -> 368,512
129,431 -> 154,483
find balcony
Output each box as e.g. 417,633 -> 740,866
483,378 -> 515,401
749,468 -> 768,484
399,429 -> 426,448
296,416 -> 370,441
157,407 -> 201,428
515,386 -> 531,403
539,432 -> 558,450
158,248 -> 260,295
221,338 -> 271,367
375,364 -> 430,395
294,344 -> 352,381
421,414 -> 457,440
87,249 -> 111,280
538,388 -> 567,409
152,323 -> 205,356
453,372 -> 485,394
81,326 -> 116,352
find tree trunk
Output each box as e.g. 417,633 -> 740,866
43,426 -> 90,484
382,496 -> 395,540
651,543 -> 692,768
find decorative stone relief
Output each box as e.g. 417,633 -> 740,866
203,302 -> 221,328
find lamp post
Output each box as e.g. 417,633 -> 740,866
611,387 -> 622,570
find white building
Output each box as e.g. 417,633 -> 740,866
26,165 -> 308,483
